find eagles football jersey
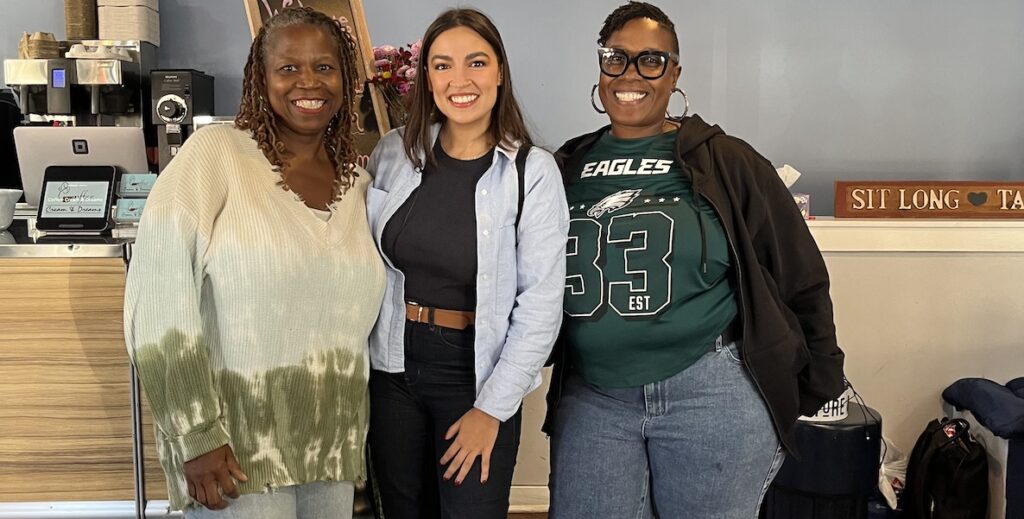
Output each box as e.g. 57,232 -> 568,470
563,131 -> 738,388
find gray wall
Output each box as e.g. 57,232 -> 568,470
4,1 -> 1023,213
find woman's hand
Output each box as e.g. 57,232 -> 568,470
440,407 -> 500,485
183,444 -> 248,510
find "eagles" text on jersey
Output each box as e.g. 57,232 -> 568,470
580,158 -> 674,178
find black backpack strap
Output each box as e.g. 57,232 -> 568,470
514,144 -> 532,238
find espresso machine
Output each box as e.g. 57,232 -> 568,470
151,69 -> 214,171
2,40 -> 157,132
3,58 -> 80,126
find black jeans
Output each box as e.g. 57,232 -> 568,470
368,321 -> 522,519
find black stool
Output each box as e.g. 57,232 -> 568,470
760,402 -> 882,519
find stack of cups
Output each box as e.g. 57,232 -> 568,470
65,0 -> 99,41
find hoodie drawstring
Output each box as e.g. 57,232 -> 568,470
690,195 -> 708,274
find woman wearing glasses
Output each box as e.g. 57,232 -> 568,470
545,2 -> 845,517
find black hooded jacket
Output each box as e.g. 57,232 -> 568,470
545,114 -> 846,453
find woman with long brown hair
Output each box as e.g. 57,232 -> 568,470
365,8 -> 568,518
125,7 -> 384,518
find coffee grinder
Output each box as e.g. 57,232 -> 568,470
151,69 -> 213,171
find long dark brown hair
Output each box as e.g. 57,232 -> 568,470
235,7 -> 361,198
403,8 -> 532,169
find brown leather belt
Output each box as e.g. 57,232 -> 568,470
405,302 -> 475,330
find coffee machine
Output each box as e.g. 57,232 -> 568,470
2,59 -> 76,120
151,69 -> 214,171
2,40 -> 157,131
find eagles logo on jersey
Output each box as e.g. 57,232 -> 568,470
561,131 -> 738,388
586,189 -> 642,218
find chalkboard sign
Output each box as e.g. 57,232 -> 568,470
243,0 -> 390,168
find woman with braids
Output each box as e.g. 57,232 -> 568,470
545,2 -> 845,517
124,7 -> 384,518
364,8 -> 567,518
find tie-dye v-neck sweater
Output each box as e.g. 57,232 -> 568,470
124,125 -> 385,510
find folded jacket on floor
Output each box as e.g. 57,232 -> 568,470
942,377 -> 1024,439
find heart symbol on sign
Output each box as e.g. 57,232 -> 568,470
967,192 -> 988,207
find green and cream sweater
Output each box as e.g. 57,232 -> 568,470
124,125 -> 385,510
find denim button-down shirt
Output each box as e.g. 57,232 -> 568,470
365,126 -> 569,421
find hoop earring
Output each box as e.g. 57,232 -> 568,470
590,84 -> 606,114
666,88 -> 689,121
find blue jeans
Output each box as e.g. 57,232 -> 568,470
549,338 -> 784,519
184,480 -> 353,519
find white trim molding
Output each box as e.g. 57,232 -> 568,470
808,218 -> 1024,253
510,486 -> 549,513
0,502 -> 135,519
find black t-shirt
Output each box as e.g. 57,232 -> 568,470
382,141 -> 494,311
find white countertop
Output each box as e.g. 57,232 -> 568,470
806,217 -> 1024,253
0,217 -> 130,258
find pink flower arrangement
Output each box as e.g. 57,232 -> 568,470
369,39 -> 422,126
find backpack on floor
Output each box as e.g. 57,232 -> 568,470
903,418 -> 988,519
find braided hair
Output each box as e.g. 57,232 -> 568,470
598,1 -> 679,54
236,7 -> 361,199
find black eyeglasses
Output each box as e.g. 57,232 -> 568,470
597,47 -> 679,80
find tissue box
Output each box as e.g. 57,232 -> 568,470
793,193 -> 811,219
98,1 -> 160,46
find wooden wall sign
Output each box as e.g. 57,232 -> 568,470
835,181 -> 1024,218
242,0 -> 390,167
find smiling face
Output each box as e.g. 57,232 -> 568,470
598,18 -> 681,139
426,26 -> 502,134
263,24 -> 343,143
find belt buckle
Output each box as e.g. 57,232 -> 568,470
409,301 -> 425,323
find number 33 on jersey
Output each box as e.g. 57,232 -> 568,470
560,131 -> 739,387
562,132 -> 736,328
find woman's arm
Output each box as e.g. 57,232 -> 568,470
736,141 -> 846,414
474,149 -> 570,421
123,130 -> 243,508
440,148 -> 569,484
126,205 -> 228,457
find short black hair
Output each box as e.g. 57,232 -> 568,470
598,1 -> 679,54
